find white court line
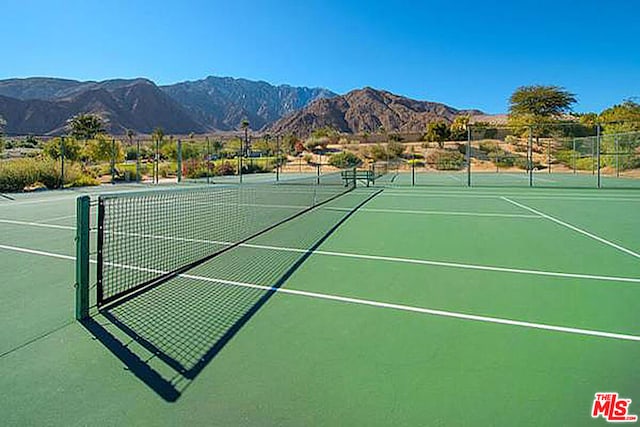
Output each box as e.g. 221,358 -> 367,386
501,197 -> 640,261
0,219 -> 74,230
39,214 -> 76,224
0,244 -> 76,261
2,220 -> 639,284
326,207 -> 541,219
1,242 -> 638,342
0,195 -> 79,206
382,192 -> 640,202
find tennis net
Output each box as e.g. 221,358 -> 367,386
95,171 -> 354,307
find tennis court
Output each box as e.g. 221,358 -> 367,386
1,173 -> 639,426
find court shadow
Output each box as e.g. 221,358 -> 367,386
81,189 -> 381,402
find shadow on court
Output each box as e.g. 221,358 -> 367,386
81,190 -> 381,401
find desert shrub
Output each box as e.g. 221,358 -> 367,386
575,157 -> 594,171
407,159 -> 425,167
328,152 -> 361,168
478,140 -> 499,154
215,161 -> 236,176
0,158 -> 97,191
387,141 -> 405,158
303,154 -> 313,164
368,144 -> 388,161
426,150 -> 465,170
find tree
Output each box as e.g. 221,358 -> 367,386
450,115 -> 470,141
424,122 -> 450,148
509,85 -> 576,119
600,100 -> 640,133
43,137 -> 81,161
67,114 -> 105,140
84,135 -> 124,163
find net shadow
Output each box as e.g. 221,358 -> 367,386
81,189 -> 381,401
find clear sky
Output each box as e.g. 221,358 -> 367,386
2,0 -> 638,113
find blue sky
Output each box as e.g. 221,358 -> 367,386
2,0 -> 639,113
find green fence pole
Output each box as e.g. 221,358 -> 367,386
60,136 -> 66,188
466,127 -> 471,187
177,139 -> 182,183
135,139 -> 141,182
206,137 -> 211,184
528,126 -> 533,187
110,139 -> 116,184
597,124 -> 601,188
572,138 -> 576,174
276,135 -> 280,182
75,196 -> 90,320
615,135 -> 619,178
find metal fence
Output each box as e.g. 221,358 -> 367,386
394,126 -> 640,189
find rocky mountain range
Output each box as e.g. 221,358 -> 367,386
267,87 -> 484,135
162,76 -> 336,131
0,76 -> 488,136
0,76 -> 335,136
0,78 -> 205,135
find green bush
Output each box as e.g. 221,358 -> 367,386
0,158 -> 98,192
478,140 -> 499,154
426,150 -> 465,170
407,159 -> 425,167
328,152 -> 361,168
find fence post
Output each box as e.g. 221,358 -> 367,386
528,126 -> 533,187
75,196 -> 90,320
176,139 -> 182,183
572,138 -> 576,174
206,137 -> 211,184
466,126 -> 471,187
60,136 -> 66,188
615,135 -> 619,178
135,139 -> 141,182
110,139 -> 116,184
276,134 -> 280,182
596,124 -> 601,188
547,139 -> 551,173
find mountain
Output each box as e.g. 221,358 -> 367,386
0,78 -> 206,135
267,87 -> 485,136
160,76 -> 336,131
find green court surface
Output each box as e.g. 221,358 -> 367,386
1,180 -> 639,426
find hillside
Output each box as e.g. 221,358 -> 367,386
267,87 -> 485,136
0,78 -> 205,135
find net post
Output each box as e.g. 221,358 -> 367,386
75,196 -> 90,320
528,126 -> 533,187
177,139 -> 182,183
466,126 -> 471,187
316,163 -> 320,185
596,123 -> 601,188
60,136 -> 66,189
